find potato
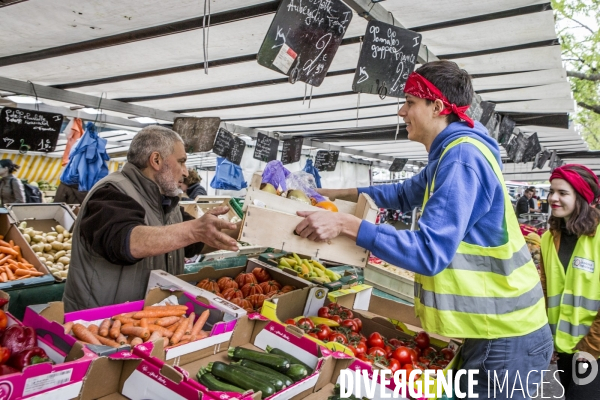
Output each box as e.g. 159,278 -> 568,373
43,254 -> 55,262
49,267 -> 59,274
18,221 -> 27,229
45,261 -> 53,267
52,272 -> 62,278
43,243 -> 52,252
46,231 -> 58,237
24,228 -> 34,236
23,233 -> 31,244
31,244 -> 43,253
54,250 -> 66,259
32,235 -> 45,243
63,243 -> 72,251
56,234 -> 64,243
51,242 -> 64,251
58,256 -> 70,265
63,231 -> 70,239
59,270 -> 68,278
35,251 -> 43,258
55,225 -> 65,234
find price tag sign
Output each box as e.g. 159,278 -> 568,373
253,133 -> 279,162
0,107 -> 62,153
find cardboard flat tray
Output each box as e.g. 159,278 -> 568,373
8,203 -> 77,232
364,263 -> 415,302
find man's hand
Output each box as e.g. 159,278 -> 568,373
191,206 -> 239,251
295,211 -> 361,242
316,188 -> 359,203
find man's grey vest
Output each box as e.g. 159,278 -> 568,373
63,163 -> 184,312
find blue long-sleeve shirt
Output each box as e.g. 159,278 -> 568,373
356,121 -> 508,276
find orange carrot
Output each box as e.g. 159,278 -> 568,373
156,316 -> 180,327
0,240 -> 9,247
5,267 -> 15,281
6,259 -> 18,267
98,319 -> 111,337
191,310 -> 210,336
15,274 -> 30,280
170,317 -> 188,345
197,330 -> 209,339
109,320 -> 122,339
115,312 -> 137,318
148,324 -> 173,338
13,246 -> 23,263
0,247 -> 17,257
116,333 -> 127,345
130,337 -> 143,346
147,330 -> 162,343
113,316 -> 139,326
0,273 -> 6,283
72,324 -> 102,345
143,305 -> 188,311
93,334 -> 120,348
88,324 -> 99,335
185,312 -> 195,335
181,334 -> 197,342
63,321 -> 74,335
0,255 -> 12,265
139,318 -> 148,328
132,309 -> 186,319
167,321 -> 180,333
8,240 -> 14,248
121,326 -> 150,339
15,269 -> 42,276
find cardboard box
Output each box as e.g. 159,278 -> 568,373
201,246 -> 269,263
0,212 -> 53,290
149,314 -> 329,400
8,203 -> 77,232
240,184 -> 378,268
30,288 -> 237,364
364,262 -> 415,302
181,200 -> 238,222
0,312 -> 96,400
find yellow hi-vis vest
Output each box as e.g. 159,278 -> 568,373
542,226 -> 600,355
414,137 -> 547,339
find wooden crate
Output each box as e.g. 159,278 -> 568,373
239,191 -> 378,267
364,263 -> 415,302
181,200 -> 238,221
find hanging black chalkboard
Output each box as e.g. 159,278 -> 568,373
466,95 -> 483,122
534,150 -> 552,169
389,158 -> 408,172
229,137 -> 246,165
257,0 -> 353,87
0,107 -> 63,153
253,133 -> 279,162
352,21 -> 421,98
212,128 -> 234,158
498,116 -> 516,146
173,117 -> 221,153
281,136 -> 304,165
314,150 -> 340,171
479,101 -> 496,126
522,133 -> 542,163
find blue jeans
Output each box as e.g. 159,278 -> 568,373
458,324 -> 554,399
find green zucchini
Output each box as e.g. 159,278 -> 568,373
265,346 -> 314,374
196,369 -> 245,393
207,362 -> 276,398
233,364 -> 286,391
234,359 -> 294,387
228,346 -> 290,372
286,363 -> 309,382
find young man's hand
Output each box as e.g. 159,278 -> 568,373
295,211 -> 361,242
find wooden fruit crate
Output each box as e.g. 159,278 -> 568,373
364,262 -> 415,303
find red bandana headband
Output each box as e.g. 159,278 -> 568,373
550,164 -> 599,204
404,72 -> 475,128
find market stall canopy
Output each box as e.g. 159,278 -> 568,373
0,0 -> 590,177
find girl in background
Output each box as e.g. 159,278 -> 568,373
0,159 -> 25,205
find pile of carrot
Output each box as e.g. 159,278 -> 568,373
63,305 -> 210,349
0,235 -> 44,282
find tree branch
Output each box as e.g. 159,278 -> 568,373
578,101 -> 600,115
568,70 -> 600,81
566,16 -> 596,35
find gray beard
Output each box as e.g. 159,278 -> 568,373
155,166 -> 180,197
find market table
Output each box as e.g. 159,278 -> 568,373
6,282 -> 65,320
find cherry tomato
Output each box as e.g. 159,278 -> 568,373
285,319 -> 296,325
387,358 -> 401,374
367,332 -> 385,349
440,348 -> 455,361
367,346 -> 386,358
422,347 -> 437,358
314,324 -> 332,340
353,318 -> 363,332
317,307 -> 331,318
341,319 -> 359,332
329,332 -> 348,345
392,346 -> 414,365
329,315 -> 342,324
415,331 -> 431,349
296,318 -> 315,332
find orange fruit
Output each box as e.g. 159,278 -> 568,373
315,201 -> 338,212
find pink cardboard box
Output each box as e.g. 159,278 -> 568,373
0,313 -> 96,400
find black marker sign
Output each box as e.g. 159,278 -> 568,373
212,128 -> 246,165
314,150 -> 339,171
352,21 -> 421,98
253,133 -> 279,162
0,107 -> 62,153
257,0 -> 353,87
281,136 -> 304,165
389,158 -> 408,172
229,137 -> 246,165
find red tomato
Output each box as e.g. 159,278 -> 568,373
387,358 -> 401,374
391,346 -> 414,365
329,332 -> 348,345
384,345 -> 394,359
422,347 -> 437,358
314,324 -> 332,340
308,332 -> 319,339
415,331 -> 431,349
388,338 -> 404,348
367,332 -> 385,349
357,354 -> 373,365
348,332 -> 362,343
353,318 -> 363,332
329,315 -> 342,324
285,319 -> 296,325
403,364 -> 415,376
328,303 -> 341,311
367,346 -> 386,357
355,342 -> 367,356
437,360 -> 450,368
440,348 -> 455,361
359,334 -> 367,343
317,307 -> 331,318
411,347 -> 422,358
338,308 -> 354,319
296,318 -> 315,332
341,319 -> 359,332
418,357 -> 430,367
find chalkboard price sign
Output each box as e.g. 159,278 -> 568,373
0,107 -> 63,153
498,116 -> 516,146
212,128 -> 235,158
229,137 -> 246,165
314,150 -> 340,171
281,136 -> 304,165
257,0 -> 353,87
389,158 -> 408,172
253,133 -> 279,162
352,21 -> 422,98
522,132 -> 541,163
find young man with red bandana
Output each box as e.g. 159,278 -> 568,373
296,61 -> 552,399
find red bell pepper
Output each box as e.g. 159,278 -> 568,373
0,365 -> 18,376
9,347 -> 49,370
0,325 -> 37,354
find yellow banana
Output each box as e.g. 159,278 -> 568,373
308,316 -> 340,327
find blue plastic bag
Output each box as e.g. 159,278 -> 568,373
210,157 -> 247,190
302,159 -> 322,188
